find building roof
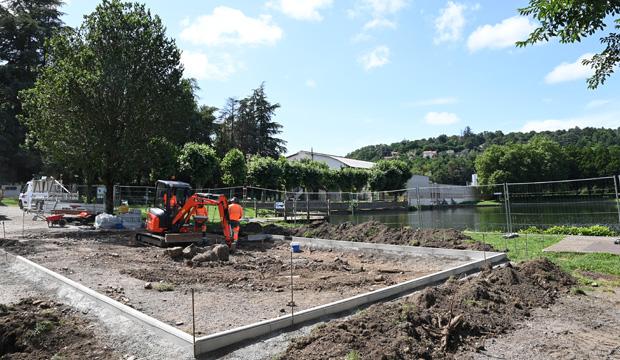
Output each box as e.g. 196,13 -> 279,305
287,150 -> 375,169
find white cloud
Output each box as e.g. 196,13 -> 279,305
180,50 -> 241,81
363,18 -> 396,30
266,0 -> 333,21
434,1 -> 466,44
544,53 -> 595,84
521,112 -> 620,132
586,99 -> 611,109
180,6 -> 283,46
406,97 -> 459,107
351,32 -> 374,43
305,79 -> 317,88
362,0 -> 407,16
467,16 -> 536,52
359,46 -> 390,71
424,111 -> 460,125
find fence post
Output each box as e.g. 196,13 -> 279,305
327,199 -> 331,220
502,183 -> 510,233
306,192 -> 310,221
614,175 -> 620,226
416,186 -> 422,228
283,192 -> 287,221
112,184 -> 118,209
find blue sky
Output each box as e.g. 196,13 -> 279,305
60,0 -> 620,156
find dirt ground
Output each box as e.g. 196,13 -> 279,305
260,220 -> 494,251
2,230 -> 467,336
0,297 -> 120,359
280,259 -> 579,359
458,287 -> 620,359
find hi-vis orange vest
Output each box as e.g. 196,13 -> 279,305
228,203 -> 243,221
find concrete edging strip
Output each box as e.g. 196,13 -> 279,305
193,242 -> 506,356
5,252 -> 194,350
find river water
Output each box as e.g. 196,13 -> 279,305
329,201 -> 620,231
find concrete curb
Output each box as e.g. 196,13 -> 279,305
193,241 -> 506,356
2,251 -> 194,353
291,236 -> 499,260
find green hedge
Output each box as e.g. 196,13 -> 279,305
519,225 -> 616,236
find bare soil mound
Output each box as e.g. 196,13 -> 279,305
267,221 -> 493,251
0,298 -> 117,359
0,239 -> 39,256
281,258 -> 574,360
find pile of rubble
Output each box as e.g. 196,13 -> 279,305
163,243 -> 230,266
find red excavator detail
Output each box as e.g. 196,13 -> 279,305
136,180 -> 233,247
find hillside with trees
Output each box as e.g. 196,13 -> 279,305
347,127 -> 620,185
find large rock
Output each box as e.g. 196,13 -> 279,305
213,244 -> 229,261
182,244 -> 198,259
163,247 -> 183,259
192,250 -> 218,263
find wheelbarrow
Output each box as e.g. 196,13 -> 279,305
45,214 -> 67,228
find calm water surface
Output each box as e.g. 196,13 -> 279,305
329,202 -> 620,231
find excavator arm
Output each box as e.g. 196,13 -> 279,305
170,193 -> 232,244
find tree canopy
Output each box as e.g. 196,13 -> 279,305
178,143 -> 219,188
518,0 -> 620,88
0,0 -> 64,182
220,148 -> 247,187
215,83 -> 286,158
20,0 -> 195,212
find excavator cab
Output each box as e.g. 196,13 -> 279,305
148,180 -> 192,233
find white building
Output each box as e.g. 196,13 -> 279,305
286,150 -> 375,170
422,150 -> 438,159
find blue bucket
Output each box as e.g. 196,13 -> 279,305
291,242 -> 301,253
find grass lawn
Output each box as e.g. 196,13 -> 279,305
466,231 -> 620,287
0,198 -> 19,207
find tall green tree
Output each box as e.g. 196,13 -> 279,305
246,156 -> 282,189
518,0 -> 620,88
20,0 -> 195,212
214,97 -> 238,156
146,137 -> 179,182
0,0 -> 64,182
368,160 -> 411,191
279,157 -> 303,190
336,167 -> 370,192
215,83 -> 286,157
186,105 -> 217,145
475,136 -> 568,185
220,148 -> 246,186
177,143 -> 219,188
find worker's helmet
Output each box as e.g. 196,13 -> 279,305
230,197 -> 238,204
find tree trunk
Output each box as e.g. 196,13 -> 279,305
104,178 -> 114,214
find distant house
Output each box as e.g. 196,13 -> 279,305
383,151 -> 400,160
444,150 -> 455,155
422,150 -> 438,159
286,150 -> 375,170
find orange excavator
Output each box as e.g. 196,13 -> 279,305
135,180 -> 234,247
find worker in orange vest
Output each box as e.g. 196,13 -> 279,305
228,197 -> 243,246
194,204 -> 208,238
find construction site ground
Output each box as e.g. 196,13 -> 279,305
2,231 -> 468,336
1,205 -> 619,359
